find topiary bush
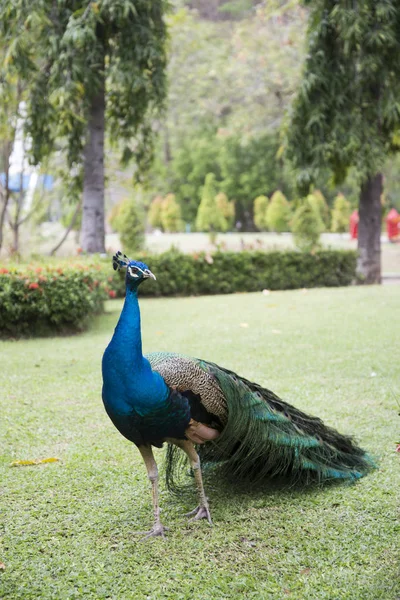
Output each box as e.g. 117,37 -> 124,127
308,190 -> 330,230
147,195 -> 164,229
109,196 -> 145,254
265,191 -> 291,233
215,192 -> 235,232
195,173 -> 225,233
331,193 -> 351,233
253,195 -> 269,231
0,265 -> 105,337
160,193 -> 184,232
291,197 -> 325,251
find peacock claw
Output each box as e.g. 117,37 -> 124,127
185,505 -> 213,525
137,523 -> 169,541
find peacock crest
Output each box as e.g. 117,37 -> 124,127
112,251 -> 131,271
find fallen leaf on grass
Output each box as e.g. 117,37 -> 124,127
0,563 -> 5,570
10,457 -> 60,467
300,568 -> 311,576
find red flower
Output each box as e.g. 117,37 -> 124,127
396,444 -> 400,453
0,268 -> 9,274
28,282 -> 39,290
35,267 -> 43,274
108,290 -> 117,298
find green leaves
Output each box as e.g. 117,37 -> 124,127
0,0 -> 168,176
287,0 -> 400,185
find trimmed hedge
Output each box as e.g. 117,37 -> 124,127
0,265 -> 105,337
0,249 -> 356,336
106,249 -> 357,298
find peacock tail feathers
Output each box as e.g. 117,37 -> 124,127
147,352 -> 376,489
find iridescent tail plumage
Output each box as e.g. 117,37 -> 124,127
157,355 -> 376,489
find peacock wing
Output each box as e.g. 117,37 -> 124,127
146,351 -> 228,425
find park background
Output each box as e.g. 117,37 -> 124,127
0,1 -> 399,599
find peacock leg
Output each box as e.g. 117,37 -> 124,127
175,439 -> 213,525
137,445 -> 169,540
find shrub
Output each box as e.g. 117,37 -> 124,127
253,195 -> 269,231
308,190 -> 330,229
109,196 -> 145,254
160,194 -> 183,232
0,265 -> 105,337
104,248 -> 357,298
265,191 -> 291,233
195,173 -> 225,232
291,197 -> 325,251
215,193 -> 235,232
148,195 -> 164,229
331,193 -> 351,233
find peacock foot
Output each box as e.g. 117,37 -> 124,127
138,521 -> 169,541
185,505 -> 213,525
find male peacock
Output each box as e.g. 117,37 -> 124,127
102,252 -> 374,539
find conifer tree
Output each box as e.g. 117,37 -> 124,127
331,193 -> 351,234
160,194 -> 183,232
253,195 -> 269,231
291,197 -> 324,251
195,173 -> 225,232
148,196 -> 164,230
287,0 -> 400,282
215,192 -> 234,232
265,191 -> 291,233
308,190 -> 330,230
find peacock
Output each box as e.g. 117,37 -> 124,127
101,252 -> 375,539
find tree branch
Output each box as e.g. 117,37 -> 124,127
49,201 -> 82,256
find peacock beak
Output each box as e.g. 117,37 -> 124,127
144,270 -> 156,280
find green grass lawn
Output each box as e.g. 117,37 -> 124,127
1,286 -> 399,599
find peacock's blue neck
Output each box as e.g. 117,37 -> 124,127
114,287 -> 144,366
102,287 -> 169,415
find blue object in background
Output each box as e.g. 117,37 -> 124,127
0,173 -> 54,192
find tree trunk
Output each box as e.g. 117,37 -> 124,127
357,172 -> 382,284
11,223 -> 18,255
0,141 -> 12,251
80,77 -> 106,254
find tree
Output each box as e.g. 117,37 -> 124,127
148,196 -> 164,230
253,195 -> 269,231
109,197 -> 145,255
195,173 -> 225,232
215,192 -> 234,232
286,1 -> 400,283
331,193 -> 351,234
160,194 -> 183,232
265,191 -> 291,233
1,1 -> 168,253
291,197 -> 324,252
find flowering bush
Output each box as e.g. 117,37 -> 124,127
0,264 -> 106,337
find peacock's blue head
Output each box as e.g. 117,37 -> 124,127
112,251 -> 156,290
